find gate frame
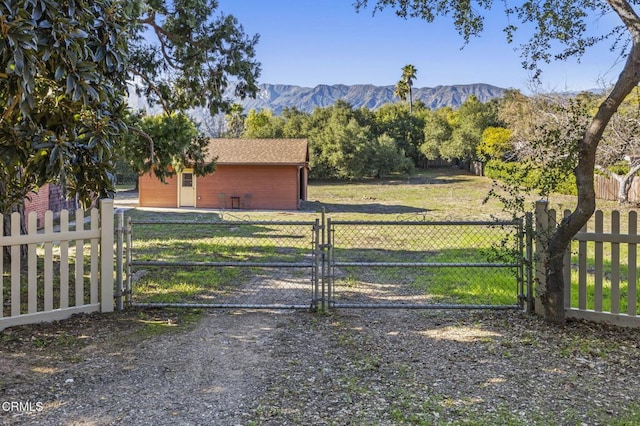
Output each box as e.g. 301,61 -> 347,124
118,213 -> 322,310
325,217 -> 530,310
116,212 -> 533,312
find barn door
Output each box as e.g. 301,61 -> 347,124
179,171 -> 195,207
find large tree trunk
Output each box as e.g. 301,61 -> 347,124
542,15 -> 640,323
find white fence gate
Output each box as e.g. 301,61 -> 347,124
0,200 -> 114,331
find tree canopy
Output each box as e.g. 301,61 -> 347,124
130,0 -> 260,116
394,64 -> 417,113
0,0 -> 262,214
121,0 -> 262,182
0,0 -> 131,213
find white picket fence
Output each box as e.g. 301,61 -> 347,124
0,200 -> 114,331
3,197 -> 638,329
535,201 -> 640,327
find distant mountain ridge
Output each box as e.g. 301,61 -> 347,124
235,83 -> 507,113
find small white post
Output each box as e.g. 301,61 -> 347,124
116,210 -> 124,311
100,199 -> 114,312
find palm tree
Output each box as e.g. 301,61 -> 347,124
394,80 -> 409,104
225,103 -> 246,138
401,64 -> 417,114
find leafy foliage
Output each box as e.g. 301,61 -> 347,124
374,102 -> 427,165
421,96 -> 499,162
394,64 -> 417,113
477,127 -> 513,161
239,101 -> 417,179
0,0 -> 261,213
130,0 -> 260,116
121,112 -> 215,182
0,0 -> 131,212
484,160 -> 577,196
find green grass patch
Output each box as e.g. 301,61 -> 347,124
117,168 -> 635,307
134,266 -> 240,303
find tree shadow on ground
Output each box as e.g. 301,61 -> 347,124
300,200 -> 429,215
310,168 -> 474,187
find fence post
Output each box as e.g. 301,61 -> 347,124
115,210 -> 124,311
534,200 -> 550,316
100,199 -> 114,312
126,216 -> 133,305
324,213 -> 331,313
310,218 -> 318,311
525,212 -> 535,313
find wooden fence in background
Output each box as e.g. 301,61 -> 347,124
594,174 -> 640,204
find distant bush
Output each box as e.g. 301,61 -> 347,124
485,159 -> 577,196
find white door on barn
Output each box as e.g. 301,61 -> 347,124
179,170 -> 195,207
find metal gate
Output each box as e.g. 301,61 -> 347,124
118,214 -> 529,310
121,217 -> 322,309
326,219 -> 527,309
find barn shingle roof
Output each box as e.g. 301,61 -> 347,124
205,138 -> 309,165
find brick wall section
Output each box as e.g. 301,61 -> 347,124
48,184 -> 77,213
139,165 -> 301,210
23,184 -> 50,228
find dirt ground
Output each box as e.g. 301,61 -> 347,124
2,307 -> 640,425
3,190 -> 640,424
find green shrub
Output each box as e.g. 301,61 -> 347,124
485,159 -> 577,196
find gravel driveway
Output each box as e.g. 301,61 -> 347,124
2,308 -> 640,425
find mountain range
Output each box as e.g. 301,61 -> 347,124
128,83 -> 509,135
234,83 -> 507,113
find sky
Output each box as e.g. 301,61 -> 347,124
216,0 -> 626,94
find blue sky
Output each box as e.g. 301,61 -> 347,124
216,0 -> 625,94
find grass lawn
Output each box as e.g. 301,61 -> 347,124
122,168 -> 598,308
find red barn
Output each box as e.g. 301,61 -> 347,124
138,138 -> 309,210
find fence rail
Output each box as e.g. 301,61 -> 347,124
123,215 -> 527,312
0,200 -> 114,331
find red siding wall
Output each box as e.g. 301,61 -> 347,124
138,173 -> 178,207
197,165 -> 300,210
139,165 -> 301,210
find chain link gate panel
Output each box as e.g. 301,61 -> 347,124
119,214 -> 529,311
326,219 -> 525,309
124,219 -> 321,310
